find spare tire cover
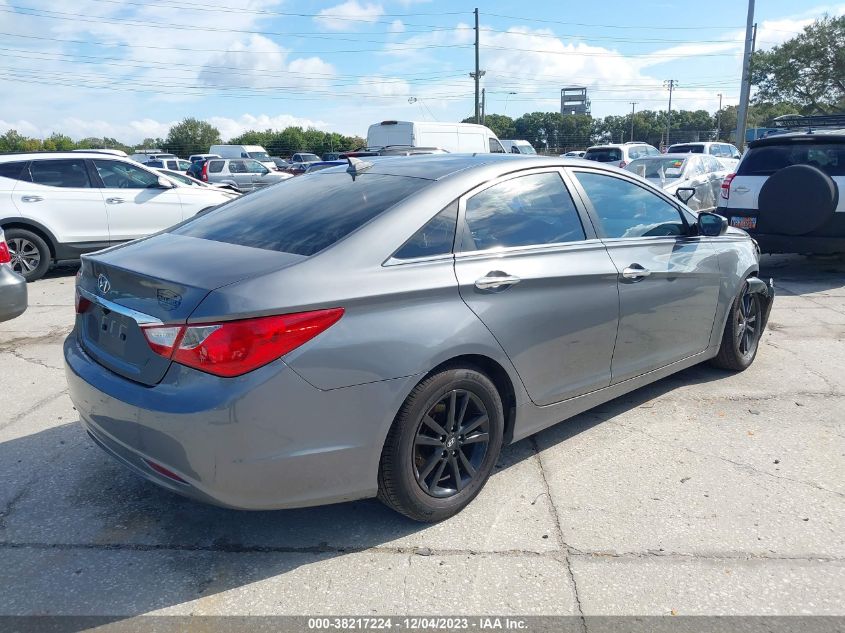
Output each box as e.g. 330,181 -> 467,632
757,164 -> 838,236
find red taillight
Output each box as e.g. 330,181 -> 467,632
141,308 -> 344,377
75,289 -> 92,314
721,173 -> 736,200
0,238 -> 10,264
200,162 -> 209,182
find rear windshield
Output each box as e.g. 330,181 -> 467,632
172,172 -> 430,256
584,147 -> 622,162
626,157 -> 687,179
669,144 -> 704,154
738,143 -> 845,177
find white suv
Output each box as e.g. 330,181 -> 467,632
583,142 -> 660,168
0,152 -> 238,281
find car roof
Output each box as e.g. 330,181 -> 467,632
748,133 -> 845,148
0,151 -> 133,161
629,153 -> 692,160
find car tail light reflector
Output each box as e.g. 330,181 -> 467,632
721,173 -> 736,200
74,291 -> 92,315
141,308 -> 344,377
0,238 -> 10,264
143,459 -> 187,483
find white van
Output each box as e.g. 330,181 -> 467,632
366,121 -> 505,154
209,145 -> 276,171
500,140 -> 537,155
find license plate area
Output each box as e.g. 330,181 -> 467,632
730,216 -> 757,230
85,306 -> 136,356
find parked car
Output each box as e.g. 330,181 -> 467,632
0,152 -> 239,281
153,168 -> 242,195
322,152 -> 343,161
65,153 -> 773,522
289,152 -> 321,164
202,158 -> 292,192
129,151 -> 177,164
500,140 -> 537,155
584,142 -> 661,168
717,132 -> 845,254
625,153 -> 730,212
561,151 -> 585,158
188,154 -> 221,164
344,146 -> 448,158
0,227 -> 27,321
367,121 -> 506,154
144,158 -> 192,172
209,145 -> 276,172
668,142 -> 741,170
303,160 -> 347,174
271,157 -> 290,170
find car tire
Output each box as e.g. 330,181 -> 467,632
757,165 -> 838,236
5,228 -> 51,282
711,280 -> 764,372
378,366 -> 504,522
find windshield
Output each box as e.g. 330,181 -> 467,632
172,173 -> 430,256
518,145 -> 537,155
584,147 -> 622,162
299,153 -> 320,162
248,151 -> 271,160
626,157 -> 687,179
669,144 -> 704,154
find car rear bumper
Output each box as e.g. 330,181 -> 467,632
0,264 -> 27,322
64,331 -> 415,510
716,208 -> 845,254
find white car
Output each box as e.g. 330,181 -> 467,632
583,142 -> 661,168
153,168 -> 242,195
668,141 -> 742,171
500,140 -> 537,155
0,152 -> 237,281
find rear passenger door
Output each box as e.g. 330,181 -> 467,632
90,159 -> 185,242
569,168 -> 721,382
453,169 -> 620,406
10,158 -> 109,245
227,160 -> 254,191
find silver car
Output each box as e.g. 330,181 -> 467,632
205,158 -> 292,192
65,155 -> 774,521
0,228 -> 27,322
625,154 -> 730,212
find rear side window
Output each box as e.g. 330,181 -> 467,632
584,148 -> 622,163
208,160 -> 224,173
29,159 -> 92,188
393,202 -> 457,260
173,173 -> 430,256
461,172 -> 586,251
739,143 -> 845,177
0,161 -> 30,182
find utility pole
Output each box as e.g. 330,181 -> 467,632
629,101 -> 638,142
481,88 -> 486,124
472,8 -> 481,123
716,93 -> 723,140
663,79 -> 677,148
735,0 -> 756,151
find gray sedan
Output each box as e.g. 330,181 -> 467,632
64,155 -> 774,521
0,228 -> 27,322
625,153 -> 730,213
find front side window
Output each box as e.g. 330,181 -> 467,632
461,172 -> 586,251
92,160 -> 158,189
393,202 -> 457,260
574,171 -> 686,239
245,160 -> 268,174
30,159 -> 92,188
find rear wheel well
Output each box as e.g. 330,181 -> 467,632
426,354 -> 517,444
2,222 -> 56,259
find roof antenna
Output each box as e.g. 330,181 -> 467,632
346,156 -> 373,180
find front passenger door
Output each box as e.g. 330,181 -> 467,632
570,169 -> 721,382
91,159 -> 185,242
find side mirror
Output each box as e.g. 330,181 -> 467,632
156,176 -> 174,189
675,187 -> 696,204
697,212 -> 728,237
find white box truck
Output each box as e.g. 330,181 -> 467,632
366,121 -> 506,154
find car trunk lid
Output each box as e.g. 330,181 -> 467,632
76,232 -> 305,385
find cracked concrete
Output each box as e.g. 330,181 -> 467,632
0,255 -> 843,617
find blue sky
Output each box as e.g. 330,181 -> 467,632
0,0 -> 841,143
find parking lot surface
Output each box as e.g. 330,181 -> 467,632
0,256 -> 843,617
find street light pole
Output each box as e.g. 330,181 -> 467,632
629,101 -> 638,142
716,92 -> 723,140
663,79 -> 677,148
474,7 -> 480,123
735,0 -> 756,151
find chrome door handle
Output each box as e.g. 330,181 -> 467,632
733,185 -> 750,193
622,265 -> 651,280
475,273 -> 521,290
21,195 -> 43,203
106,197 -> 125,204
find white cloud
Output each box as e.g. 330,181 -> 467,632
389,19 -> 405,33
315,1 -> 384,31
358,76 -> 412,97
207,114 -> 331,141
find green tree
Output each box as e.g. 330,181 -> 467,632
164,118 -> 221,157
462,114 -> 516,139
751,15 -> 845,114
42,133 -> 75,151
